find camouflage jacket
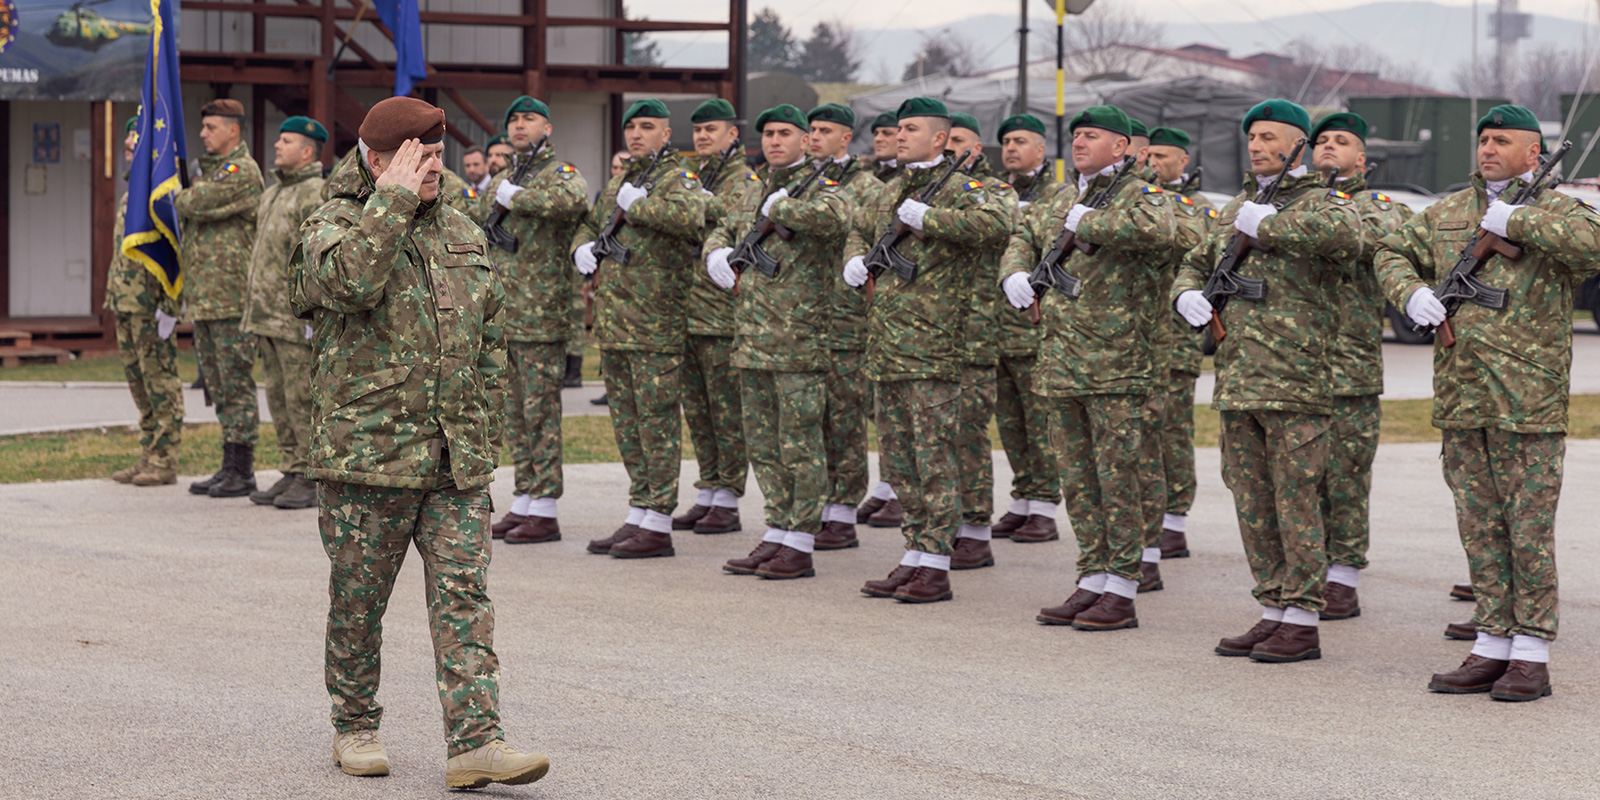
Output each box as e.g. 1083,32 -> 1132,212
172,142 -> 262,320
291,158 -> 507,490
105,191 -> 180,316
439,167 -> 486,221
705,160 -> 851,372
846,157 -> 1010,383
1164,183 -> 1217,377
821,157 -> 878,351
686,151 -> 758,337
1000,168 -> 1184,397
1329,174 -> 1406,397
963,160 -> 1018,366
484,146 -> 591,343
572,152 -> 709,353
874,159 -> 901,183
1374,173 -> 1600,433
1172,170 -> 1364,415
242,162 -> 325,342
995,169 -> 1063,359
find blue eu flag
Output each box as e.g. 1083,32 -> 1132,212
370,0 -> 427,97
121,0 -> 186,300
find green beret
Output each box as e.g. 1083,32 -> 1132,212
280,115 -> 328,143
1241,99 -> 1311,135
807,103 -> 855,128
1477,104 -> 1541,135
124,116 -> 138,135
997,114 -> 1046,142
951,112 -> 981,135
1148,126 -> 1191,150
895,97 -> 950,121
622,99 -> 671,126
486,134 -> 509,149
755,104 -> 808,132
1129,118 -> 1149,138
871,111 -> 899,132
1311,112 -> 1368,144
503,95 -> 551,131
1069,105 -> 1132,139
691,98 -> 738,124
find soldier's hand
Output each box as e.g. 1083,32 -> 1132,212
1064,204 -> 1093,232
761,188 -> 789,218
617,182 -> 648,211
574,242 -> 598,275
1481,199 -> 1522,237
706,247 -> 736,290
494,179 -> 524,209
1176,290 -> 1213,328
1234,201 -> 1276,238
843,255 -> 869,287
154,310 -> 177,341
1002,273 -> 1036,309
896,198 -> 930,231
1405,287 -> 1447,327
374,139 -> 437,197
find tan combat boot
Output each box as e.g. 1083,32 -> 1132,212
444,740 -> 549,789
332,730 -> 391,777
131,453 -> 177,486
112,453 -> 149,483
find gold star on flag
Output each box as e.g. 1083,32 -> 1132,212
155,119 -> 166,131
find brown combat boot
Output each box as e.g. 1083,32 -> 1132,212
1216,619 -> 1281,656
862,564 -> 918,597
1321,583 -> 1361,620
755,546 -> 815,580
492,512 -> 528,539
724,541 -> 783,575
1071,592 -> 1138,631
855,496 -> 888,523
130,463 -> 177,486
609,530 -> 674,558
113,453 -> 149,484
505,516 -> 561,544
1138,561 -> 1163,593
867,498 -> 903,528
1009,515 -> 1059,543
1490,660 -> 1553,702
587,523 -> 639,554
250,472 -> 296,505
1444,621 -> 1477,640
1248,622 -> 1321,663
1450,583 -> 1475,602
893,567 -> 953,603
672,504 -> 711,530
1037,589 -> 1101,625
1428,654 -> 1509,694
273,474 -> 318,508
1159,525 -> 1190,558
950,537 -> 994,570
991,511 -> 1028,537
814,521 -> 859,550
693,506 -> 741,534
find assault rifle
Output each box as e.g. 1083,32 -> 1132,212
861,149 -> 972,302
1425,139 -> 1571,347
701,143 -> 741,193
1192,137 -> 1308,343
483,134 -> 548,254
590,143 -> 673,275
727,159 -> 832,283
1023,155 -> 1136,325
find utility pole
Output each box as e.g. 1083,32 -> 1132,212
1018,0 -> 1029,116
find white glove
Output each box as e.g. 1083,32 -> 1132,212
574,241 -> 598,275
1175,290 -> 1214,328
1406,286 -> 1448,327
1234,201 -> 1277,238
1002,272 -> 1036,310
897,198 -> 930,231
304,324 -> 314,340
154,310 -> 177,341
706,247 -> 736,290
1017,200 -> 1031,210
1064,204 -> 1093,233
843,255 -> 869,287
494,180 -> 523,208
616,181 -> 647,212
1481,200 -> 1522,237
761,188 -> 789,218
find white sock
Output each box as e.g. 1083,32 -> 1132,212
625,507 -> 646,526
823,503 -> 856,524
1028,500 -> 1057,518
1282,606 -> 1320,627
1077,573 -> 1109,594
712,488 -> 740,508
1142,547 -> 1161,564
1510,634 -> 1551,663
899,550 -> 922,567
782,530 -> 816,554
957,524 -> 992,541
1261,606 -> 1285,622
1471,632 -> 1513,661
762,528 -> 786,543
527,497 -> 557,519
1104,575 -> 1139,599
1327,564 -> 1360,588
1162,513 -> 1187,533
640,510 -> 672,533
510,494 -> 532,515
920,552 -> 951,571
1007,497 -> 1030,515
871,481 -> 896,501
695,488 -> 715,506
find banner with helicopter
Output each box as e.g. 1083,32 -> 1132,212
0,0 -> 164,101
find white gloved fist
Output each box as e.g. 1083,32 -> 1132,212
761,188 -> 789,218
1480,199 -> 1523,237
1234,201 -> 1277,238
706,247 -> 736,290
843,255 -> 869,287
1017,200 -> 1031,210
1002,272 -> 1036,310
304,324 -> 314,340
897,198 -> 930,231
494,180 -> 523,208
616,181 -> 648,212
154,310 -> 177,341
1175,290 -> 1214,328
1406,286 -> 1448,327
574,242 -> 598,275
1064,204 -> 1093,233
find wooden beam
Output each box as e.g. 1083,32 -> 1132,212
0,101 -> 9,316
179,2 -> 729,30
443,88 -> 498,137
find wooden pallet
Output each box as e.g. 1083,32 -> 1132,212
0,343 -> 73,367
0,329 -> 33,349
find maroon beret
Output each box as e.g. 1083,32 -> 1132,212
200,98 -> 245,119
359,97 -> 447,151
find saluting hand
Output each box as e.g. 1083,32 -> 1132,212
373,139 -> 441,197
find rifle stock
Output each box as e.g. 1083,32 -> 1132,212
483,134 -> 549,254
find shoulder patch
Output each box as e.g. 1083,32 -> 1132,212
993,181 -> 1012,190
1177,194 -> 1194,205
213,162 -> 241,181
747,173 -> 761,181
818,177 -> 839,188
961,180 -> 983,191
680,171 -> 698,180
1371,192 -> 1391,203
461,187 -> 478,198
1579,199 -> 1598,214
1327,189 -> 1351,205
557,164 -> 578,179
1204,208 -> 1218,219
1141,186 -> 1164,193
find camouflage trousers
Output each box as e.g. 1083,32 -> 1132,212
822,351 -> 869,506
1052,394 -> 1147,581
996,355 -> 1059,503
682,334 -> 747,495
257,334 -> 314,474
115,312 -> 183,468
1220,410 -> 1330,612
506,340 -> 565,499
567,269 -> 588,357
1321,394 -> 1381,569
959,365 -> 997,526
601,349 -> 682,514
1161,370 -> 1198,515
740,369 -> 826,534
1138,391 -> 1168,550
318,475 -> 501,758
1442,428 -> 1564,641
877,379 -> 961,555
193,318 -> 259,446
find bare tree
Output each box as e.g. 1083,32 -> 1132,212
902,29 -> 981,81
1263,38 -> 1432,106
1452,49 -> 1599,119
1032,3 -> 1165,79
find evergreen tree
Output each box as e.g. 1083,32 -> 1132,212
798,20 -> 859,83
748,7 -> 799,73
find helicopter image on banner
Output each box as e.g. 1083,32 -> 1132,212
44,0 -> 151,52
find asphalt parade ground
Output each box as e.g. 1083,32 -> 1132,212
4,443 -> 1600,799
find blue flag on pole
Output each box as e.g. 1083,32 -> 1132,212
370,0 -> 427,97
120,0 -> 186,300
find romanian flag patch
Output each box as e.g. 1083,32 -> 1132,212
994,181 -> 1012,190
1328,189 -> 1351,200
223,163 -> 240,174
462,187 -> 478,198
818,177 -> 839,187
1371,192 -> 1392,202
680,171 -> 698,179
961,180 -> 983,191
558,164 -> 577,174
1177,194 -> 1194,205
747,173 -> 761,181
1204,208 -> 1218,219
1142,186 -> 1164,193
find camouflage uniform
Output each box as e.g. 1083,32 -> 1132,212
293,156 -> 508,757
1000,170 -> 1182,581
874,159 -> 901,183
1173,171 -> 1363,612
1375,174 -> 1600,640
573,154 -> 709,514
682,153 -> 758,500
173,141 -> 263,446
821,158 -> 881,509
957,159 -> 1015,527
848,159 -> 1008,555
1157,184 -> 1216,521
994,170 -> 1061,509
484,147 -> 590,502
106,192 -> 184,471
242,161 -> 325,474
706,161 -> 850,532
